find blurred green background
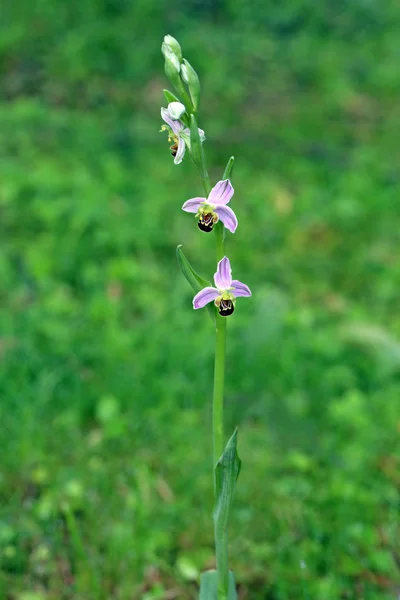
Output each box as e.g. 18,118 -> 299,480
1,1 -> 399,599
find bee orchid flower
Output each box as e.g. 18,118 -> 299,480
182,179 -> 238,233
161,102 -> 205,165
193,257 -> 251,316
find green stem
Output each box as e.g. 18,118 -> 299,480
213,314 -> 228,600
213,314 -> 226,469
198,133 -> 229,600
215,222 -> 224,261
216,530 -> 229,600
214,215 -> 228,600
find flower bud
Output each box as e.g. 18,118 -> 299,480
168,102 -> 185,120
162,45 -> 182,90
161,37 -> 193,111
162,35 -> 182,62
162,44 -> 180,73
181,59 -> 200,111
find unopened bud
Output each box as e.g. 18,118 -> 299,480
163,45 -> 182,90
162,35 -> 182,62
181,59 -> 200,111
168,102 -> 186,120
161,36 -> 193,110
162,44 -> 180,73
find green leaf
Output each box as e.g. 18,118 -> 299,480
176,245 -> 210,292
199,570 -> 237,600
163,89 -> 181,105
222,156 -> 235,180
214,428 -> 241,552
210,431 -> 241,600
176,245 -> 215,323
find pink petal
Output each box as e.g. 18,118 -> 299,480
208,179 -> 234,205
231,279 -> 252,298
214,257 -> 232,290
193,287 -> 219,309
182,197 -> 205,213
174,137 -> 186,165
161,107 -> 181,135
214,205 -> 238,233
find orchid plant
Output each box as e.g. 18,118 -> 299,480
160,35 -> 251,600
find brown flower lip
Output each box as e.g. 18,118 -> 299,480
198,212 -> 216,232
218,299 -> 235,316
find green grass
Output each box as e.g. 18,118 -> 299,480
0,1 -> 400,598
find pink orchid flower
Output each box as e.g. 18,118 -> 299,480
193,257 -> 251,316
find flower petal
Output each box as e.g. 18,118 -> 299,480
168,101 -> 185,120
231,280 -> 252,298
193,287 -> 219,309
198,128 -> 206,142
214,257 -> 232,290
174,137 -> 186,165
208,179 -> 234,205
161,107 -> 181,134
182,197 -> 205,213
214,205 -> 238,233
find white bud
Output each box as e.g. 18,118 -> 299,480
162,44 -> 181,73
168,102 -> 185,120
180,63 -> 189,84
163,35 -> 182,61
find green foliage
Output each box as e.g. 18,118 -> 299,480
213,430 -> 241,599
176,246 -> 215,323
176,246 -> 212,293
0,0 -> 400,599
214,430 -> 241,545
